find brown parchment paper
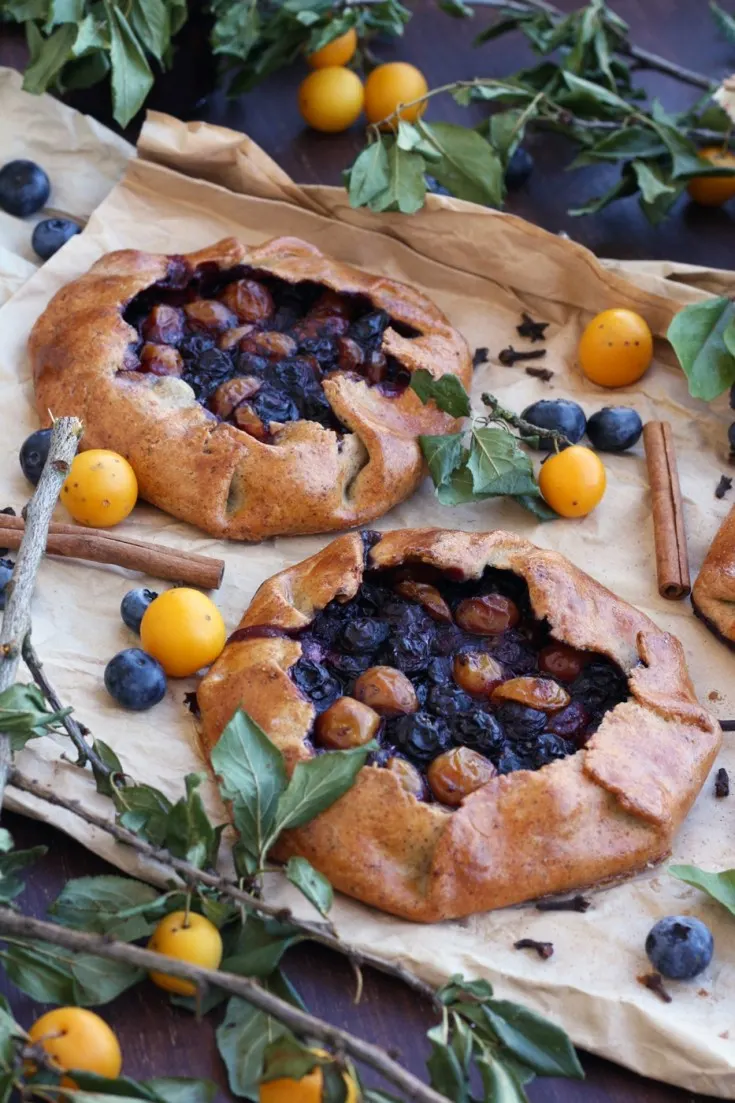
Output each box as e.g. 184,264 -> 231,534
0,68 -> 133,306
2,107 -> 735,1096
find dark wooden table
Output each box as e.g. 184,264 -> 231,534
1,1 -> 731,1100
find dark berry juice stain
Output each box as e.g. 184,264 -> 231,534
288,565 -> 630,805
121,262 -> 418,443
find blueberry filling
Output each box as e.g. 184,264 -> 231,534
288,564 -> 630,804
122,264 -> 418,442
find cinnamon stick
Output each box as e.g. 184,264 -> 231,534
643,420 -> 690,600
0,516 -> 224,590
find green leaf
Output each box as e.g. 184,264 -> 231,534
397,121 -> 442,162
348,141 -> 391,210
144,1079 -> 217,1103
0,682 -> 72,750
631,160 -> 682,224
439,974 -> 495,1004
0,831 -> 11,853
454,81 -> 533,106
667,297 -> 735,401
421,122 -> 504,207
449,1013 -> 474,1074
223,916 -> 303,979
272,743 -> 375,837
285,856 -> 333,917
5,939 -> 143,1006
216,999 -> 286,1101
62,50 -> 111,90
437,0 -> 473,16
0,844 -> 46,902
559,71 -> 630,114
652,123 -> 707,179
129,0 -> 170,63
711,0 -> 735,42
261,1037 -> 322,1083
410,369 -> 471,417
114,784 -> 173,846
22,18 -> 75,92
1,0 -> 48,18
322,1063 -> 348,1103
165,773 -> 220,870
211,0 -> 261,60
488,109 -> 526,160
426,1027 -> 468,1103
210,708 -> 287,863
725,319 -> 735,360
105,2 -> 154,127
476,1056 -> 529,1103
670,864 -> 735,917
92,739 -> 124,796
435,464 -> 485,506
72,11 -> 109,56
64,1071 -> 162,1100
370,142 -> 427,214
474,17 -> 521,45
48,875 -> 161,940
44,0 -> 83,30
481,1000 -> 584,1079
467,427 -> 537,497
570,126 -> 667,167
419,433 -> 465,488
70,952 -> 146,1005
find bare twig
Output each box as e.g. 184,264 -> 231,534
0,908 -> 448,1103
21,638 -> 113,778
481,392 -> 572,451
478,0 -> 714,90
6,769 -> 439,1008
0,417 -> 82,810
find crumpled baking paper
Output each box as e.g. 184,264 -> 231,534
1,105 -> 735,1097
0,68 -> 133,306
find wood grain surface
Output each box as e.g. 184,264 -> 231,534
0,1 -> 730,1099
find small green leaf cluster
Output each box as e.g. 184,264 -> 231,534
670,863 -> 735,918
425,975 -> 584,1103
211,0 -> 411,96
668,297 -> 735,402
0,682 -> 72,751
347,0 -> 735,222
408,372 -> 556,518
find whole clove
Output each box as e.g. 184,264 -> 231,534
472,347 -> 489,369
715,475 -> 732,500
715,766 -> 730,798
499,346 -> 547,367
517,312 -> 549,342
525,366 -> 554,382
637,972 -> 672,1003
536,894 -> 591,913
514,938 -> 554,960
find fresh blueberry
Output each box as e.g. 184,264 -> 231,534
31,218 -> 82,261
521,399 -> 587,451
453,709 -> 505,754
392,712 -> 451,762
0,160 -> 50,217
0,558 -> 13,611
504,148 -> 534,190
645,916 -> 714,980
425,175 -> 453,197
120,588 -> 159,634
426,684 -> 473,719
586,407 -> 643,453
19,428 -> 52,486
494,702 -> 547,742
104,648 -> 166,711
532,733 -> 574,767
291,659 -> 341,708
339,617 -> 390,654
729,422 -> 735,452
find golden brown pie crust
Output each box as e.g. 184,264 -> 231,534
692,505 -> 735,645
28,237 -> 471,541
197,528 -> 721,922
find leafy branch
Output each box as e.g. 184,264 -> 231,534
346,0 -> 735,222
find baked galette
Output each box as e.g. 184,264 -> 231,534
692,505 -> 735,645
198,528 -> 720,922
29,237 -> 470,541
